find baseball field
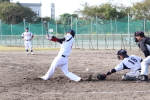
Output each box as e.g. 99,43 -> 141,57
0,46 -> 150,100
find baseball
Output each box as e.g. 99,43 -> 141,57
86,68 -> 90,71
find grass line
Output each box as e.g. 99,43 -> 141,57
0,45 -> 60,52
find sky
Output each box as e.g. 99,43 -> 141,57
10,0 -> 144,18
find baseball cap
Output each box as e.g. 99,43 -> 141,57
26,27 -> 29,29
134,31 -> 145,37
67,29 -> 75,37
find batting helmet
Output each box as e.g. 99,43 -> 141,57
116,49 -> 129,60
134,31 -> 145,42
134,31 -> 145,37
67,29 -> 75,37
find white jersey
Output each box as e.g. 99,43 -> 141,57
21,31 -> 33,41
115,55 -> 142,72
58,34 -> 74,57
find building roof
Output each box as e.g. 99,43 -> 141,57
21,3 -> 42,6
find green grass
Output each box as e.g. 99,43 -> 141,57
0,45 -> 60,52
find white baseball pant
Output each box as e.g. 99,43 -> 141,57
41,55 -> 81,81
141,56 -> 150,75
125,70 -> 141,78
24,41 -> 32,50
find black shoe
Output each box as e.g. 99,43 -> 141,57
137,75 -> 149,82
34,77 -> 43,81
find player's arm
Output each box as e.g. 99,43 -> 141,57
21,33 -> 25,41
138,40 -> 149,57
105,69 -> 117,76
46,34 -> 65,44
106,62 -> 125,76
29,35 -> 34,41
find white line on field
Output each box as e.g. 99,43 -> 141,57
41,91 -> 150,95
9,90 -> 150,95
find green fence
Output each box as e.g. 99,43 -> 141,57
0,16 -> 150,50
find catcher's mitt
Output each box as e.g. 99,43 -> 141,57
97,74 -> 107,80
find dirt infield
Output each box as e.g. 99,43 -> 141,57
0,50 -> 150,100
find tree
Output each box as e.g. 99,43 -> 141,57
131,0 -> 150,20
59,13 -> 71,25
0,2 -> 37,24
74,2 -> 127,20
0,0 -> 10,3
71,14 -> 78,18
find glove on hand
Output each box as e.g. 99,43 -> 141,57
46,34 -> 53,39
97,74 -> 107,80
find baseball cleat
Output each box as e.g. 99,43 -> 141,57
76,77 -> 83,82
77,78 -> 83,82
39,76 -> 47,81
31,52 -> 34,55
34,77 -> 43,81
136,75 -> 149,82
26,52 -> 29,55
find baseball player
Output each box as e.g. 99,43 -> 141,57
97,50 -> 142,81
40,29 -> 82,82
21,27 -> 34,55
134,31 -> 150,81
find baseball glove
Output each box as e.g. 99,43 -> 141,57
97,74 -> 107,80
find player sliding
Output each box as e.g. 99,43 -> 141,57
97,50 -> 142,81
39,29 -> 82,82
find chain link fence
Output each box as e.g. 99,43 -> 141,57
0,16 -> 150,50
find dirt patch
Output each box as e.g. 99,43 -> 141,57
0,50 -> 150,100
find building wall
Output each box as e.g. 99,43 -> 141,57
21,3 -> 42,17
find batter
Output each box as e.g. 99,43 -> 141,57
40,29 -> 82,82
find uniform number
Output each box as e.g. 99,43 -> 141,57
128,57 -> 137,64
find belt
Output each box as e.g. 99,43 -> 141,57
26,40 -> 30,41
62,55 -> 65,57
138,68 -> 141,72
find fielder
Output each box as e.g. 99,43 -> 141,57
21,27 -> 34,55
97,50 -> 142,81
134,31 -> 150,81
40,29 -> 82,82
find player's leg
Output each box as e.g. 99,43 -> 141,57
28,41 -> 34,55
141,56 -> 150,75
40,57 -> 60,80
140,56 -> 150,81
24,41 -> 28,55
60,58 -> 81,82
122,70 -> 141,81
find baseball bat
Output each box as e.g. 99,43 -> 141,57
43,21 -> 49,35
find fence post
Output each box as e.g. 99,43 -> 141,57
75,18 -> 77,49
10,24 -> 12,45
55,18 -> 57,48
0,19 -> 1,45
144,18 -> 146,34
71,16 -> 72,29
128,13 -> 131,50
23,18 -> 25,29
41,19 -> 44,48
96,16 -> 98,50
